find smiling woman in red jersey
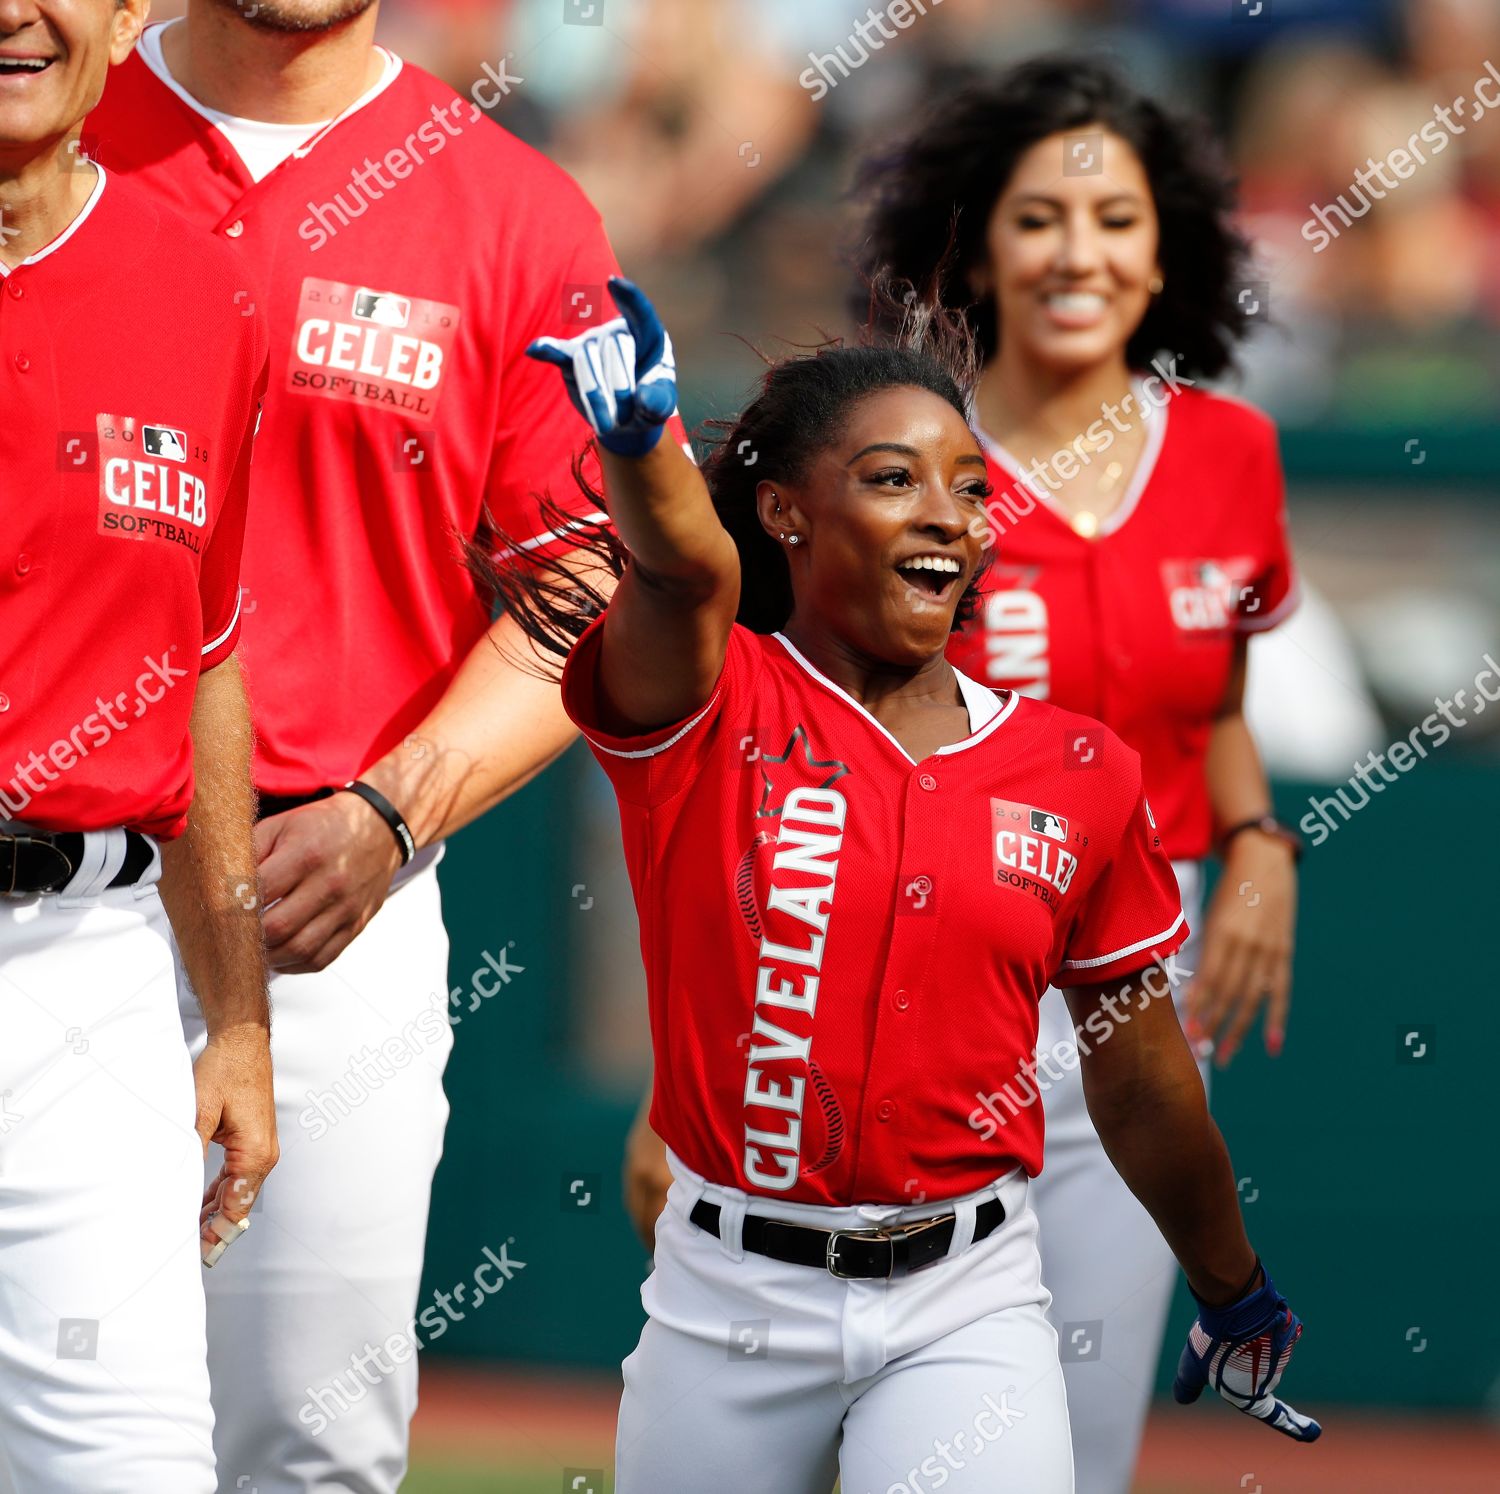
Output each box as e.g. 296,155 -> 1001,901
852,54 -> 1304,1494
482,276 -> 1319,1492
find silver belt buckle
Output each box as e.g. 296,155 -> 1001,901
825,1226 -> 892,1279
824,1214 -> 955,1279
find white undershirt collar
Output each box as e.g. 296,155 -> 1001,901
137,21 -> 401,183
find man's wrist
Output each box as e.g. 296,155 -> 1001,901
340,779 -> 416,864
204,1014 -> 271,1043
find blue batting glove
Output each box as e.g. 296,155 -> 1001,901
1173,1262 -> 1322,1442
526,276 -> 678,458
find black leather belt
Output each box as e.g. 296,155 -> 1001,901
1,829 -> 156,896
689,1195 -> 1006,1279
255,789 -> 333,821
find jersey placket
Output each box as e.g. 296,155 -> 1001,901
848,757 -> 955,1202
0,266 -> 60,733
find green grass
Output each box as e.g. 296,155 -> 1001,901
403,1468 -> 566,1494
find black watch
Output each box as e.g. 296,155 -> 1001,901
1218,815 -> 1302,863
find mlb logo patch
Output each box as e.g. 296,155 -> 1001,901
1029,809 -> 1068,842
352,288 -> 411,327
143,425 -> 187,461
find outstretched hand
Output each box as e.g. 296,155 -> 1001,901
528,276 -> 678,458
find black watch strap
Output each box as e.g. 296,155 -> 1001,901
341,780 -> 416,865
1219,814 -> 1302,863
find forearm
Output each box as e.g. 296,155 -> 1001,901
1205,710 -> 1275,833
358,609 -> 583,849
598,439 -> 733,589
1084,1043 -> 1255,1303
158,655 -> 269,1036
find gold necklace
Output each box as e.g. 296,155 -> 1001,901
1066,429 -> 1130,538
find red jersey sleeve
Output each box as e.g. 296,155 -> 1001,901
1236,415 -> 1299,634
562,617 -> 762,807
484,203 -> 621,568
1055,760 -> 1188,987
199,350 -> 268,672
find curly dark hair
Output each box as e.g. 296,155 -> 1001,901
472,295 -> 989,675
850,54 -> 1253,379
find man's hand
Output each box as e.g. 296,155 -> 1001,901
623,1104 -> 672,1247
1187,830 -> 1297,1066
1174,1263 -> 1321,1441
193,1024 -> 278,1267
256,793 -> 404,973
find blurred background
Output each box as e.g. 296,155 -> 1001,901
167,0 -> 1500,1486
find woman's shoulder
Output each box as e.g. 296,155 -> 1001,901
1164,384 -> 1278,452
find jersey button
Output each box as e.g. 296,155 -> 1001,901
5,279 -> 21,299
224,219 -> 245,238
917,773 -> 938,792
893,989 -> 911,1011
876,1100 -> 896,1122
12,352 -> 28,373
0,693 -> 9,712
14,553 -> 30,577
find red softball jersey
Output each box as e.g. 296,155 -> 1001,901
947,386 -> 1298,861
0,169 -> 267,840
563,619 -> 1187,1205
86,39 -> 629,794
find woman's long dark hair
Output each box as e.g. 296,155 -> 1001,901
850,54 -> 1252,378
472,295 -> 986,676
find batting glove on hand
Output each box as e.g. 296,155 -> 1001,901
527,276 -> 677,458
1173,1261 -> 1322,1442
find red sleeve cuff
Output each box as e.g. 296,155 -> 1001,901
200,589 -> 243,672
560,613 -> 726,756
1057,910 -> 1190,986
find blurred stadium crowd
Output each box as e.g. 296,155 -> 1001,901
145,0 -> 1499,736
344,0 -> 1500,432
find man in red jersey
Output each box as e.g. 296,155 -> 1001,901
1,0 -> 276,1487
86,5 -> 644,1489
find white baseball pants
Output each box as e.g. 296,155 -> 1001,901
178,858 -> 453,1494
0,852 -> 216,1492
1030,859 -> 1206,1494
616,1159 -> 1073,1493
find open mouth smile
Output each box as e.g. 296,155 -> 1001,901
894,553 -> 963,605
0,58 -> 56,80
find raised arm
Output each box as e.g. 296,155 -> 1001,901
1062,970 -> 1320,1442
528,278 -> 740,734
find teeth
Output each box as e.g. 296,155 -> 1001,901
899,555 -> 961,575
0,59 -> 49,70
1045,293 -> 1107,313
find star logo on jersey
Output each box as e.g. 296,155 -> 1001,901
752,725 -> 849,819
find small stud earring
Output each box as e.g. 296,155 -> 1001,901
787,534 -> 801,546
